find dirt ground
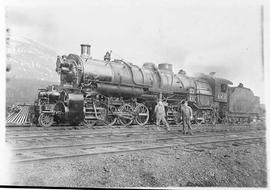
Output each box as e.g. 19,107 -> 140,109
11,140 -> 267,188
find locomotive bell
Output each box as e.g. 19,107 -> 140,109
80,44 -> 91,58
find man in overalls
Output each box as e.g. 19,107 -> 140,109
181,100 -> 193,135
155,100 -> 170,131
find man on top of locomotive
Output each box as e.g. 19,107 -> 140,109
180,100 -> 193,135
154,99 -> 171,131
104,51 -> 111,61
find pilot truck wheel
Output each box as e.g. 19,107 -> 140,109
38,113 -> 54,127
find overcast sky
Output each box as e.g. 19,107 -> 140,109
5,0 -> 265,102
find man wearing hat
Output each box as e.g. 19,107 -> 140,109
181,100 -> 193,135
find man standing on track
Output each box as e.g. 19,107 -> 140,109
154,100 -> 171,131
181,100 -> 193,135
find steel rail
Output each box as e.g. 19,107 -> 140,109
14,107 -> 25,123
6,128 -> 181,139
7,111 -> 20,122
6,106 -> 30,124
7,112 -> 17,122
8,108 -> 24,123
10,130 -> 264,151
6,125 -> 264,141
6,122 -> 258,131
6,125 -> 166,135
11,135 -> 265,163
6,122 -> 263,135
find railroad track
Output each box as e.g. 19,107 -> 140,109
6,126 -> 264,148
6,123 -> 264,137
10,130 -> 265,163
6,122 -> 264,134
6,125 -> 168,137
11,130 -> 263,151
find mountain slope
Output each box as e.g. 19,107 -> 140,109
6,78 -> 58,106
7,36 -> 59,81
6,36 -> 60,106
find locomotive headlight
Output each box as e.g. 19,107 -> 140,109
60,67 -> 70,73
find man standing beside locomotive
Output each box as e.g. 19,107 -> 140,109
180,100 -> 193,135
154,100 -> 171,131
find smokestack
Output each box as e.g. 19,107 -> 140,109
80,44 -> 91,58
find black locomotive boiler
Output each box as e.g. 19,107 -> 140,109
35,44 -> 262,127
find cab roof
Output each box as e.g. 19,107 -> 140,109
196,73 -> 233,85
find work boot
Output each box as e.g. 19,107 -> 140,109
166,127 -> 171,131
157,127 -> 161,131
188,131 -> 193,135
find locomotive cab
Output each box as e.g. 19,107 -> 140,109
193,73 -> 233,123
196,73 -> 232,102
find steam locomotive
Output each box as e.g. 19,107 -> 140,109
34,44 -> 262,127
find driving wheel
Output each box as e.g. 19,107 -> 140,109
134,104 -> 149,126
118,104 -> 134,126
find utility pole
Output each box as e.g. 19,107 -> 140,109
261,5 -> 264,79
6,28 -> 11,73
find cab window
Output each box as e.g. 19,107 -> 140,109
221,84 -> 227,92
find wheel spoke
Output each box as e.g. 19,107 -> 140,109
118,104 -> 134,126
106,105 -> 117,126
138,113 -> 148,116
38,113 -> 54,127
135,104 -> 149,126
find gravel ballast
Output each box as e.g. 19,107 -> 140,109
11,141 -> 267,187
